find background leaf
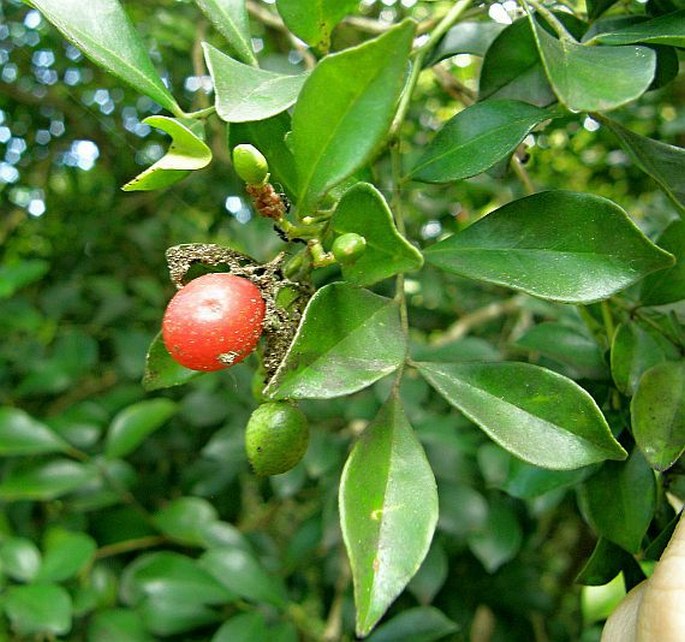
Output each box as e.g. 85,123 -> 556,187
0,459 -> 96,501
411,100 -> 555,183
292,20 -> 415,213
578,449 -> 656,552
418,361 -> 627,469
639,220 -> 685,304
426,21 -> 506,65
593,10 -> 685,47
276,0 -> 358,52
30,0 -> 179,114
3,584 -> 72,637
88,610 -> 153,642
424,190 -> 674,303
366,606 -> 458,642
203,43 -> 307,123
105,398 -> 177,459
153,497 -> 219,547
610,323 -> 667,396
265,283 -> 406,400
530,16 -> 656,112
631,360 -> 685,471
340,396 -> 438,636
212,612 -> 268,642
0,537 -> 42,582
194,0 -> 256,65
122,117 -> 211,191
331,183 -> 423,286
0,407 -> 69,456
35,529 -> 97,583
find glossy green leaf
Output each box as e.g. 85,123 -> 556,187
340,396 -> 438,636
579,449 -> 656,552
198,547 -> 287,607
0,537 -> 41,582
641,221 -> 685,305
138,596 -> 219,636
292,20 -> 415,213
530,18 -> 656,112
142,332 -> 200,391
3,584 -> 72,637
417,361 -> 627,469
122,117 -> 212,191
35,529 -> 97,583
331,183 -> 424,286
0,459 -> 96,501
212,611 -> 268,642
610,323 -> 667,396
88,609 -> 153,642
576,537 -> 634,585
515,322 -> 607,379
424,191 -> 674,303
631,360 -> 685,471
411,100 -> 554,183
265,283 -> 406,400
153,497 -> 219,546
467,497 -> 523,572
230,112 -> 298,198
121,552 -> 234,607
276,0 -> 358,51
587,0 -> 621,19
366,606 -> 458,642
479,17 -> 556,105
105,398 -> 177,459
426,21 -> 506,65
30,0 -> 178,114
203,43 -> 307,123
600,116 -> 685,213
194,0 -> 256,65
500,457 -> 592,499
594,10 -> 685,47
0,407 -> 69,456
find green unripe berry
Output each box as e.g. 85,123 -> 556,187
232,144 -> 269,186
332,233 -> 367,265
245,402 -> 309,476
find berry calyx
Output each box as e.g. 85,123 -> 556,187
332,233 -> 367,265
162,273 -> 265,371
245,402 -> 309,476
232,144 -> 269,186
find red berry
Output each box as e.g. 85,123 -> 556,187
162,273 -> 266,372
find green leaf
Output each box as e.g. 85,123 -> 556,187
0,459 -> 96,501
3,583 -> 72,637
88,609 -> 153,642
407,544 -> 448,605
631,360 -> 685,471
579,449 -> 656,552
203,43 -> 307,123
366,606 -> 458,642
229,113 -> 298,199
153,497 -> 219,546
426,21 -> 506,65
417,361 -> 627,469
139,596 -> 219,636
340,396 -> 438,637
121,552 -> 234,607
514,322 -> 607,379
331,183 -> 424,286
424,191 -> 674,303
122,117 -> 212,191
0,259 -> 49,298
0,407 -> 69,456
198,548 -> 288,607
467,497 -> 523,572
576,537 -> 634,585
35,529 -> 97,583
529,17 -> 656,112
500,457 -> 592,499
586,0 -> 621,20
478,17 -> 556,106
0,537 -> 41,582
593,10 -> 685,47
411,100 -> 555,183
292,20 -> 415,213
105,398 -> 177,459
212,611 -> 268,642
276,0 -> 358,52
264,283 -> 406,400
610,322 -> 667,396
600,116 -> 685,213
30,0 -> 178,114
142,332 -> 200,392
194,0 -> 256,65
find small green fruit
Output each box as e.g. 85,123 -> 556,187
232,144 -> 269,186
245,402 -> 309,476
332,233 -> 367,265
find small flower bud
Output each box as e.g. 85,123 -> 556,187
232,144 -> 269,186
332,233 -> 367,265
